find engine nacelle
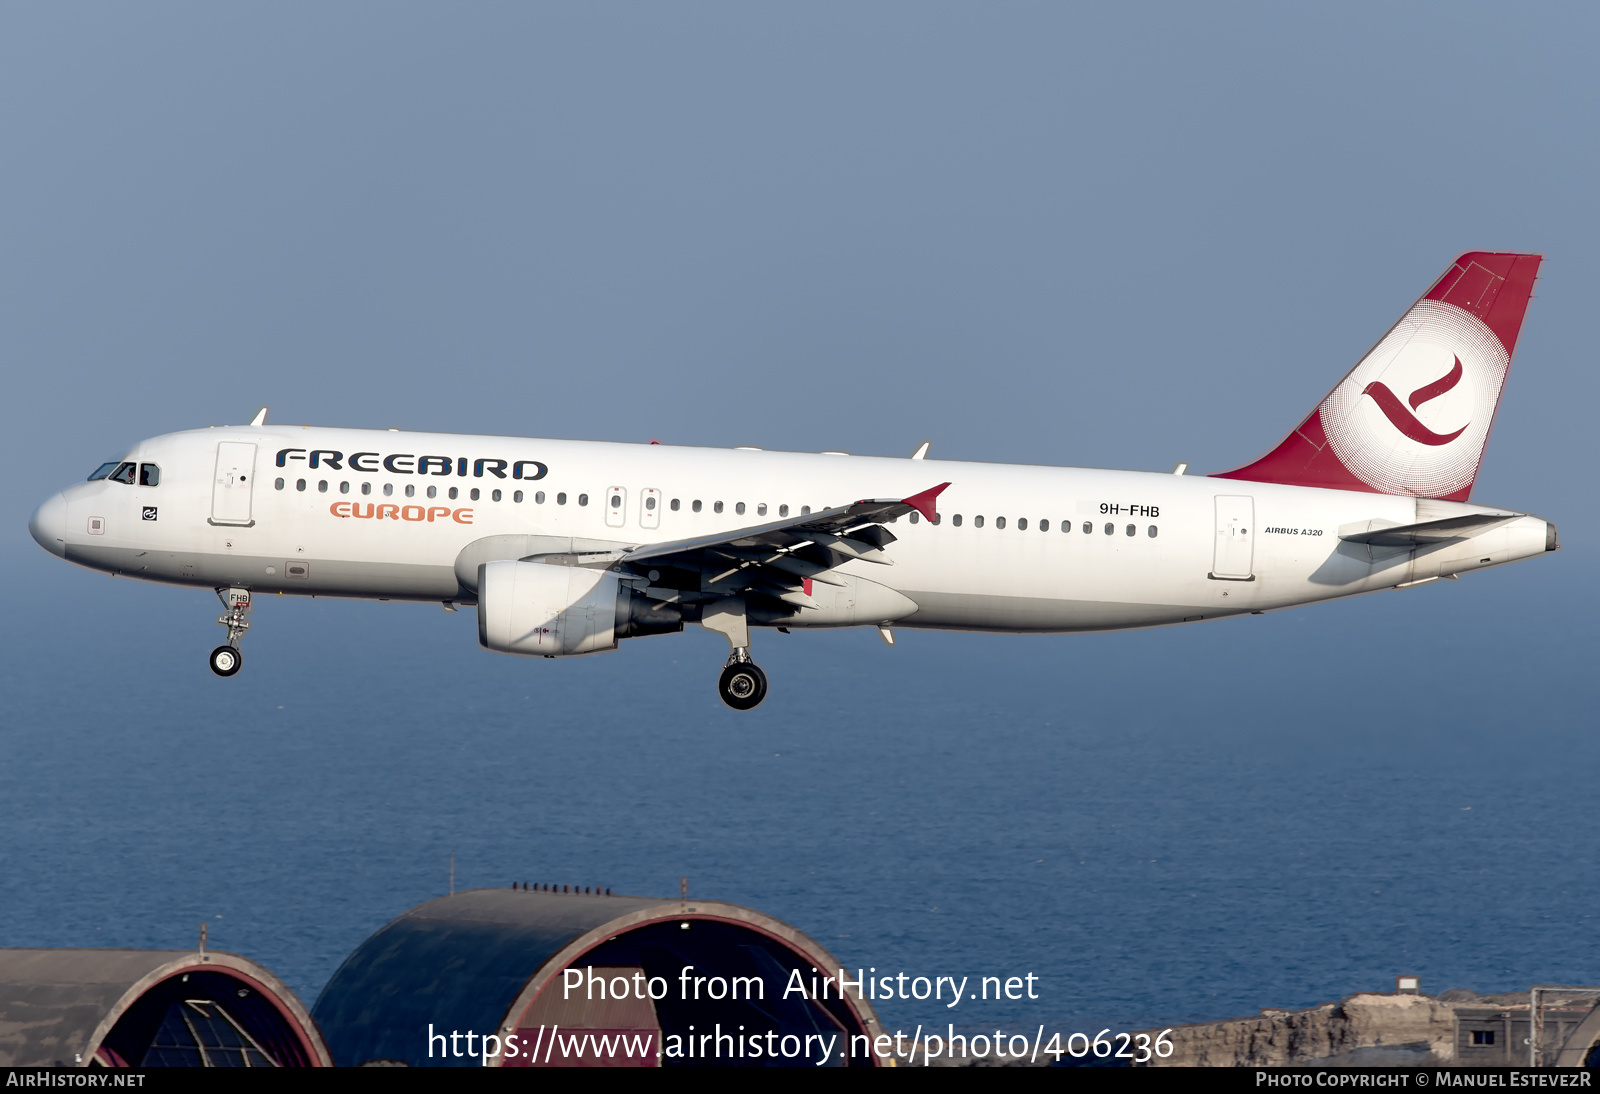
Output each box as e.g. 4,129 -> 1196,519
477,560 -> 681,657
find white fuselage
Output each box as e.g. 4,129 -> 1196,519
30,424 -> 1555,635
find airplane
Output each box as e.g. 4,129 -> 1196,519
28,251 -> 1557,710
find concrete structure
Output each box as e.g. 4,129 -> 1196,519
1142,987 -> 1600,1067
1552,999 -> 1600,1067
0,947 -> 331,1067
313,886 -> 888,1067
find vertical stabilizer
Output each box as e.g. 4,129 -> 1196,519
1213,252 -> 1541,501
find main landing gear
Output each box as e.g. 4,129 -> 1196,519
718,653 -> 768,712
701,597 -> 767,711
211,587 -> 252,678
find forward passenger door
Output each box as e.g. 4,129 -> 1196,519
210,442 -> 257,526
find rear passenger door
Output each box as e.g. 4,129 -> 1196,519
1210,495 -> 1254,580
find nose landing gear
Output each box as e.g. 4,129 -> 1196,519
211,587 -> 251,678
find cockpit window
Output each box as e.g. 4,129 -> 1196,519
139,463 -> 160,487
87,462 -> 120,481
108,462 -> 137,485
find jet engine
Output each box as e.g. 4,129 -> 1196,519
477,560 -> 681,657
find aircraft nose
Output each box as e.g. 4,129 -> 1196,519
29,493 -> 68,558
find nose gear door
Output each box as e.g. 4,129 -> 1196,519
210,442 -> 258,526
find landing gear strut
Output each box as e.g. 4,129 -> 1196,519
211,587 -> 251,678
718,652 -> 767,711
702,597 -> 767,711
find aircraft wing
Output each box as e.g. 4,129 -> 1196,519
566,482 -> 949,609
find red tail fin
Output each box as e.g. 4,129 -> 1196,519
1213,252 -> 1542,501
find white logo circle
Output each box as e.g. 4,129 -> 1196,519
1320,300 -> 1507,497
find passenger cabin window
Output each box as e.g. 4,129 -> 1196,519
275,478 -> 285,490
1017,518 -> 1026,530
514,491 -> 523,503
1104,522 -> 1114,535
139,464 -> 160,487
952,514 -> 962,526
362,483 -> 373,496
735,502 -> 745,515
578,494 -> 588,506
779,504 -> 789,517
714,501 -> 724,514
909,511 -> 920,524
404,484 -> 414,497
757,503 -> 767,516
491,489 -> 502,502
1148,525 -> 1158,538
1083,521 -> 1092,534
557,493 -> 567,505
341,482 -> 350,494
535,491 -> 545,504
470,488 -> 481,501
974,515 -> 985,528
88,462 -> 120,481
448,486 -> 458,500
383,483 -> 393,496
1126,523 -> 1135,536
319,480 -> 329,493
692,500 -> 702,513
671,499 -> 681,511
1041,519 -> 1050,531
296,479 -> 307,491
425,485 -> 435,498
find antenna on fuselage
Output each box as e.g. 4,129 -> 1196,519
248,407 -> 268,426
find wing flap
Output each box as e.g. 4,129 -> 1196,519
614,482 -> 951,601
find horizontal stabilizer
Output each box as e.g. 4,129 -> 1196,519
1338,512 -> 1517,546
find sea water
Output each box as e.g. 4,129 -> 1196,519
2,559 -> 1594,1044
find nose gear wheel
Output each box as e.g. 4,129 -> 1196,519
209,645 -> 242,677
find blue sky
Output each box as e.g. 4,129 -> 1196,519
3,4 -> 1597,1030
5,3 -> 1595,518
